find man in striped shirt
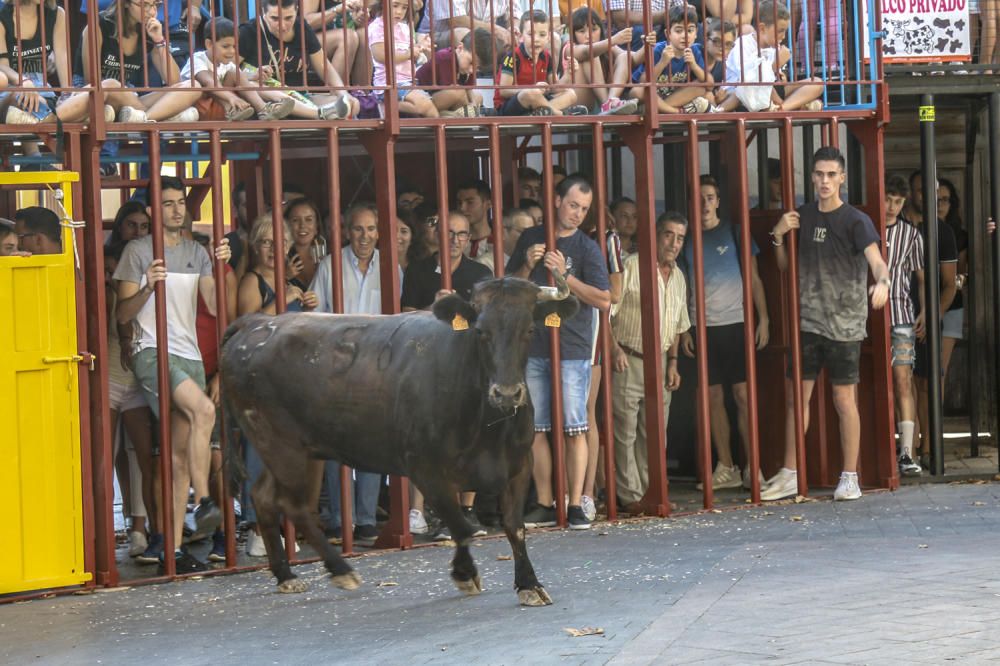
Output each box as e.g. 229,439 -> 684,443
610,211 -> 690,513
885,175 -> 924,476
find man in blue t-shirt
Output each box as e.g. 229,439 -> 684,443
506,176 -> 611,530
626,5 -> 708,113
680,175 -> 770,494
766,147 -> 890,503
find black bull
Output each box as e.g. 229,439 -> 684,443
221,276 -> 578,606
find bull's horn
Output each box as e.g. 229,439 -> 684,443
537,269 -> 570,302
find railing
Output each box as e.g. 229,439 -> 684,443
0,0 -> 884,137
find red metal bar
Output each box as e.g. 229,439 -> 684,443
148,131 -> 177,577
435,125 -> 452,289
591,123 -> 617,522
541,124 -> 567,527
489,124 -> 504,274
779,119 -> 808,498
208,131 -> 237,567
734,119 -> 761,503
324,127 -> 353,555
687,122 -> 713,510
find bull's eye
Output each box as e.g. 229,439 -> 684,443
527,325 -> 536,336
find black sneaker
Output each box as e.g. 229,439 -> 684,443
354,524 -> 379,545
207,529 -> 226,562
136,532 -> 164,564
432,524 -> 452,541
523,503 -> 557,528
567,505 -> 591,531
462,506 -> 488,537
898,454 -> 922,477
326,526 -> 343,544
191,497 -> 222,543
564,104 -> 590,116
99,163 -> 117,178
158,548 -> 208,575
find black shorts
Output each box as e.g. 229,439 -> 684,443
788,331 -> 861,385
912,329 -> 945,379
705,322 -> 748,386
498,90 -> 557,116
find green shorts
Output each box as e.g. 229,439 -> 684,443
132,347 -> 207,418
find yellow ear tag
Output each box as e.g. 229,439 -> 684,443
545,312 -> 561,328
452,314 -> 469,331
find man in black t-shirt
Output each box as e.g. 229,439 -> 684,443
237,0 -> 358,118
401,211 -> 492,309
765,147 -> 889,503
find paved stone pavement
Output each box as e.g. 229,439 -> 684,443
4,482 -> 1000,665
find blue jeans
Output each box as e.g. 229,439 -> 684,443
526,357 -> 592,435
322,463 -> 381,528
242,436 -> 264,525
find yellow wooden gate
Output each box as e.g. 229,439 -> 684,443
0,172 -> 92,595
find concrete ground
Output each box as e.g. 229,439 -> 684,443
4,482 -> 1000,665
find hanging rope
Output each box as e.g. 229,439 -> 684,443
46,183 -> 85,273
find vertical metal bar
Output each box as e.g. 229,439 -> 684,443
990,93 -> 1000,469
541,124 -> 567,527
208,131 -> 237,567
735,119 -> 762,502
688,122 -> 713,510
435,125 -> 452,289
592,124 -> 617,522
965,104 -> 980,457
148,131 -> 176,577
921,94 -> 944,476
620,125 -> 669,517
268,129 -> 287,313
803,125 -> 815,202
325,128 -> 352,555
489,125 -> 505,275
780,119 -> 808,497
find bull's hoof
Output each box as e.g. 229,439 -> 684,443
454,575 -> 483,596
330,571 -> 362,590
277,578 -> 308,594
518,586 -> 553,607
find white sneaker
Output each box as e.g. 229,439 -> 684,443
246,533 -> 299,556
682,97 -> 710,113
804,99 -> 823,111
742,467 -> 768,490
163,107 -> 199,123
833,472 -> 862,501
697,462 -> 742,490
318,92 -> 351,120
117,106 -> 149,123
103,104 -> 116,123
247,532 -> 266,557
760,468 -> 798,501
409,509 -> 428,534
128,531 -> 148,558
5,106 -> 40,124
580,495 -> 597,522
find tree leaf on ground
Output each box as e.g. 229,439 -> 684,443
564,627 -> 604,637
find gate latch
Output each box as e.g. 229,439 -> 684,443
43,352 -> 96,371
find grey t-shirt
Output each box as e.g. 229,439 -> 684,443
113,235 -> 212,361
797,202 -> 880,342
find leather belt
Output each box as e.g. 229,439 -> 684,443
620,345 -> 644,360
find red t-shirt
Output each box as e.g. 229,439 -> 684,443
195,264 -> 232,378
415,48 -> 473,88
494,43 -> 553,108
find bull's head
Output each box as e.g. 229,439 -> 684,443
433,272 -> 579,410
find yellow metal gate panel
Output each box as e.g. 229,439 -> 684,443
0,172 -> 91,595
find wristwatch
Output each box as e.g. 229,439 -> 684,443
878,277 -> 890,287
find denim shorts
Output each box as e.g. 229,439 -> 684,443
0,71 -> 56,120
890,324 -> 915,368
377,87 -> 429,102
526,357 -> 592,435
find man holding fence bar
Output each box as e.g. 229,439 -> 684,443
764,146 -> 889,502
114,175 -> 231,573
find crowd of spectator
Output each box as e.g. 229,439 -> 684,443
3,134 -> 990,571
0,0 -> 852,143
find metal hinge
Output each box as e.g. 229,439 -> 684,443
43,352 -> 96,371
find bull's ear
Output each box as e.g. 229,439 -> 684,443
533,296 -> 579,325
432,294 -> 479,329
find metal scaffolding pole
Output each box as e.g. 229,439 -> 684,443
920,94 -> 944,476
989,93 -> 1000,469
